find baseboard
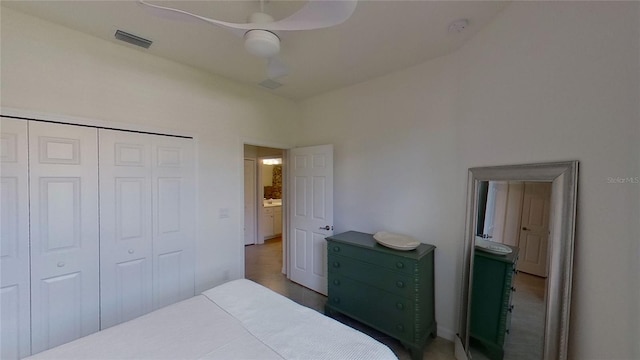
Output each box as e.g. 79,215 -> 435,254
454,336 -> 469,360
436,325 -> 456,341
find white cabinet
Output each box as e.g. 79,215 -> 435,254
274,206 -> 282,235
262,205 -> 282,240
0,118 -> 196,358
263,207 -> 275,239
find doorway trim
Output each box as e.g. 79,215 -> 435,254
239,138 -> 291,279
244,158 -> 257,246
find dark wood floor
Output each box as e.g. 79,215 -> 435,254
245,237 -> 455,360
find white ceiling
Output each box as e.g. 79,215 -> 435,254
2,1 -> 509,101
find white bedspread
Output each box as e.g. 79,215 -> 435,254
203,279 -> 398,360
28,279 -> 397,360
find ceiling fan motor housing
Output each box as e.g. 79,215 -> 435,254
244,12 -> 280,58
244,29 -> 280,58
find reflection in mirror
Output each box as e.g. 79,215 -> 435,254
456,162 -> 578,360
471,181 -> 550,360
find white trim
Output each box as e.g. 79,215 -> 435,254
459,161 -> 578,360
454,336 -> 469,360
437,325 -> 456,342
1,107 -> 196,138
238,137 -> 292,279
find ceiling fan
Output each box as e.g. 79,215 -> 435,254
138,0 -> 358,80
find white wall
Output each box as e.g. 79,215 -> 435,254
299,44 -> 462,341
299,2 -> 639,358
0,7 -> 300,293
2,2 -> 639,358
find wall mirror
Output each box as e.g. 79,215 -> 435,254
457,161 -> 578,360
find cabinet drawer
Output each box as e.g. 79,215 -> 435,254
328,274 -> 414,342
327,242 -> 415,276
328,254 -> 415,298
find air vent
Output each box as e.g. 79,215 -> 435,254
259,79 -> 283,90
114,30 -> 153,49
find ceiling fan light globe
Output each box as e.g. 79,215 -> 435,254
244,30 -> 280,58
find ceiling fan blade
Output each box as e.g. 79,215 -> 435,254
263,0 -> 358,31
139,0 -> 357,33
138,0 -> 245,37
267,57 -> 290,79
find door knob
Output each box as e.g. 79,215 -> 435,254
319,225 -> 331,230
522,227 -> 530,231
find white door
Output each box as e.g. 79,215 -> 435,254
244,159 -> 257,245
29,121 -> 100,354
0,118 -> 31,359
288,144 -> 333,295
99,130 -> 153,329
152,135 -> 195,309
517,182 -> 552,277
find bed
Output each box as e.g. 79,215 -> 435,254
28,279 -> 398,360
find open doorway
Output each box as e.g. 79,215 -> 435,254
243,144 -> 285,283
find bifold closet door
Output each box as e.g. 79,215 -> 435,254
100,130 -> 195,325
0,117 -> 31,359
99,130 -> 153,329
29,122 -> 99,354
152,135 -> 195,309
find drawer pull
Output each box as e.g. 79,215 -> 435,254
332,297 -> 341,304
332,262 -> 341,268
333,279 -> 341,286
508,305 -> 515,313
511,286 -> 516,292
396,281 -> 405,288
332,246 -> 341,252
128,249 -> 135,254
396,324 -> 404,332
396,262 -> 405,269
395,302 -> 405,310
57,261 -> 65,268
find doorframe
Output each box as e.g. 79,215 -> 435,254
516,181 -> 553,277
243,158 -> 258,246
256,154 -> 281,245
239,138 -> 291,278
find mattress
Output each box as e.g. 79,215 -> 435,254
28,279 -> 397,360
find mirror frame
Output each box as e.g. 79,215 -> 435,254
458,161 -> 578,360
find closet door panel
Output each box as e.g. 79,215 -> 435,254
99,130 -> 153,329
0,117 -> 30,359
29,122 -> 99,354
152,137 -> 195,309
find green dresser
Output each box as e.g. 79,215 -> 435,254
325,231 -> 436,360
469,246 -> 519,360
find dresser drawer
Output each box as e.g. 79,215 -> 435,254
328,254 -> 416,298
328,274 -> 415,342
325,231 -> 437,359
328,242 -> 415,276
